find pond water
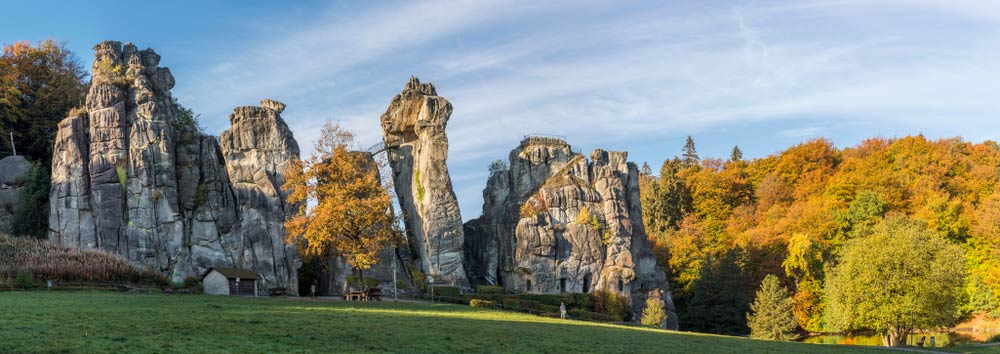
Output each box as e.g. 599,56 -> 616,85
801,331 -> 983,347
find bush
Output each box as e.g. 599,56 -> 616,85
470,299 -> 496,309
14,270 -> 35,289
563,292 -> 596,311
431,286 -> 462,300
518,293 -> 564,307
593,290 -> 630,321
641,297 -> 667,328
346,275 -> 380,289
477,285 -> 504,295
409,269 -> 427,292
12,165 -> 50,238
569,309 -> 612,321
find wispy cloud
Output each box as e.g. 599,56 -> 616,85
166,0 -> 1000,219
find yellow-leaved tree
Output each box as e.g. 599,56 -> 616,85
284,121 -> 399,288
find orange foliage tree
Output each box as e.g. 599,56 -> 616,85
283,122 -> 399,288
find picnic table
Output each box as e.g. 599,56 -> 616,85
345,291 -> 366,301
344,288 -> 382,301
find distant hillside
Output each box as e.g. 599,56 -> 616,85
0,235 -> 167,288
642,135 -> 1000,334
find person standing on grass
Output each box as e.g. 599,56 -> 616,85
560,302 -> 567,319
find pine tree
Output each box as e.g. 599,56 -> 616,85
730,145 -> 743,162
682,136 -> 699,167
640,297 -> 668,328
747,274 -> 799,340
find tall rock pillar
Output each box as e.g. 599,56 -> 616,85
380,77 -> 468,287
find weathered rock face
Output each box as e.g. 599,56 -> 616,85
48,41 -> 300,293
464,137 -> 678,328
0,156 -> 34,233
219,102 -> 301,294
380,77 -> 468,287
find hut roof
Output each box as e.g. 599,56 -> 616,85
204,268 -> 260,280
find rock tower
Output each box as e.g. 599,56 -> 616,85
48,41 -> 300,292
380,77 -> 468,287
463,137 -> 678,328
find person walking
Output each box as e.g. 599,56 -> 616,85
930,336 -> 936,347
559,302 -> 567,320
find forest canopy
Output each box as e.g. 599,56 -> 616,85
641,135 -> 1000,335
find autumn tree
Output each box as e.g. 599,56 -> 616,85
284,122 -> 399,289
825,216 -> 965,347
747,274 -> 798,340
640,296 -> 668,328
0,40 -> 86,165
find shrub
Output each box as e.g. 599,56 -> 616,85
414,170 -> 425,201
563,292 -> 596,310
470,299 -> 496,309
569,309 -> 612,321
518,293 -> 564,307
409,269 -> 427,292
641,297 -> 667,328
15,270 -> 35,289
431,286 -> 462,300
12,165 -> 51,238
593,290 -> 630,321
346,275 -> 380,288
477,285 -> 505,295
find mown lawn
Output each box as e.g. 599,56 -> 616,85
0,291 -> 903,353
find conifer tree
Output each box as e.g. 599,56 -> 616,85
682,136 -> 699,167
747,274 -> 798,340
730,145 -> 743,162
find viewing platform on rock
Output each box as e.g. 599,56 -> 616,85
520,134 -> 580,154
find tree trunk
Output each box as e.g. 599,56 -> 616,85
357,268 -> 364,290
883,328 -> 909,347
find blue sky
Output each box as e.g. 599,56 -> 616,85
4,0 -> 1000,219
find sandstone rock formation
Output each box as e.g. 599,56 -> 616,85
48,41 -> 300,292
0,155 -> 33,233
464,137 -> 678,328
380,77 -> 468,287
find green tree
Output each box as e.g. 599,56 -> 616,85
825,216 -> 965,347
747,274 -> 798,340
730,145 -> 743,162
12,165 -> 50,238
832,190 -> 888,245
640,297 -> 668,328
683,251 -> 749,336
682,136 -> 699,167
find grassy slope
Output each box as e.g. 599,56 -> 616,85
0,291 -> 898,354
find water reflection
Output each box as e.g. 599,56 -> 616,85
801,332 -> 982,347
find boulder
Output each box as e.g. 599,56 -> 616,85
0,156 -> 32,187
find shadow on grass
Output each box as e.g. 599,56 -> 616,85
0,291 -> 890,354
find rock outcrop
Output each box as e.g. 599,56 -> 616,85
464,137 -> 678,328
0,156 -> 34,233
48,41 -> 300,292
380,77 -> 468,287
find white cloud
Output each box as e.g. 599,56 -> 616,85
166,0 -> 1000,220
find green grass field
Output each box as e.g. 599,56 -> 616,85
0,291 -> 971,353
